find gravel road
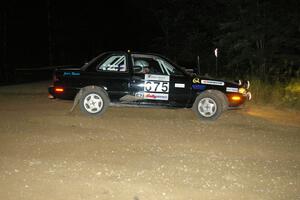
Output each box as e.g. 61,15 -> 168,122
0,81 -> 299,200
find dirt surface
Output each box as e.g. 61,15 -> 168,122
0,81 -> 299,200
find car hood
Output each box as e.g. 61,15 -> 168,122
191,75 -> 240,87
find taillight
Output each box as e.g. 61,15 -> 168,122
54,87 -> 64,93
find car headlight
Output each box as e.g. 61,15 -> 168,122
239,88 -> 246,94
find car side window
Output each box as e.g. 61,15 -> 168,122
132,54 -> 183,76
97,54 -> 127,72
132,56 -> 164,75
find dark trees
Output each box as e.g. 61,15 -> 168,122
150,0 -> 300,80
217,0 -> 300,80
150,0 -> 223,73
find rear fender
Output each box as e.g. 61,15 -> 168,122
70,85 -> 109,112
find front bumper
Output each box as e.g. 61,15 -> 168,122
226,91 -> 251,107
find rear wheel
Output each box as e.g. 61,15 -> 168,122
79,87 -> 109,116
193,91 -> 224,120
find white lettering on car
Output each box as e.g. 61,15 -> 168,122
144,93 -> 169,100
144,81 -> 169,92
145,74 -> 170,82
201,79 -> 224,86
175,83 -> 185,88
226,87 -> 239,92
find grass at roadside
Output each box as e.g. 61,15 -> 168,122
249,78 -> 300,110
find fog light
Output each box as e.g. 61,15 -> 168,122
231,96 -> 241,101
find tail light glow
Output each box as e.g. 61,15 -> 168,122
54,87 -> 64,93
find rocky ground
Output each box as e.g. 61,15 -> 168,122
0,81 -> 299,200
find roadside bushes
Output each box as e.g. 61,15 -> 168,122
250,78 -> 300,109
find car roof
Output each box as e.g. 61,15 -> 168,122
99,50 -> 164,57
82,51 -> 190,76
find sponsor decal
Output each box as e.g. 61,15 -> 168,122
175,83 -> 185,88
193,78 -> 200,83
63,72 -> 81,76
144,81 -> 169,92
145,74 -> 170,82
226,87 -> 239,93
192,84 -> 206,90
144,92 -> 169,101
143,74 -> 170,101
201,79 -> 224,86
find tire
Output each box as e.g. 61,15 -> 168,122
79,86 -> 110,116
192,90 -> 224,120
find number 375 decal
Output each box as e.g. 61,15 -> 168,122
144,81 -> 169,92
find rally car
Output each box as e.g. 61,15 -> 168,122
48,51 -> 251,120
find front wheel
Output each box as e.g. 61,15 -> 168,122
192,91 -> 224,120
79,87 -> 109,116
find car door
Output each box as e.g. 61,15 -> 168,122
169,73 -> 191,106
130,54 -> 191,106
159,58 -> 192,106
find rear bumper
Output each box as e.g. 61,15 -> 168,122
48,85 -> 78,100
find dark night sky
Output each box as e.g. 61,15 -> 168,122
2,1 -> 162,67
2,0 -> 299,80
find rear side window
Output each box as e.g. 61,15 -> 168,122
97,55 -> 127,72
